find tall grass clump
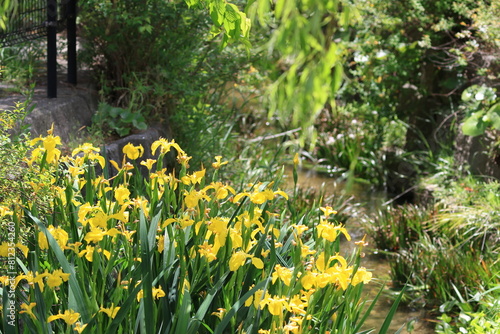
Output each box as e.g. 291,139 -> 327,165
363,176 -> 500,330
0,127 -> 402,333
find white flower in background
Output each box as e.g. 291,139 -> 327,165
375,50 -> 388,59
354,53 -> 369,63
475,91 -> 485,101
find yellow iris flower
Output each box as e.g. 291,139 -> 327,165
78,245 -> 95,262
212,156 -> 229,169
229,228 -> 243,249
203,182 -> 236,200
179,216 -> 195,228
122,143 -> 144,160
0,205 -> 13,217
320,206 -> 338,217
288,295 -> 308,315
38,225 -> 69,250
234,189 -> 289,204
157,235 -> 165,253
181,169 -> 206,185
351,267 -> 372,286
211,308 -> 226,320
136,286 -> 166,302
271,264 -> 293,286
151,138 -> 185,157
0,242 -> 23,257
293,153 -> 300,166
46,269 -> 71,289
19,302 -> 37,319
88,210 -> 109,229
152,286 -> 166,299
72,142 -> 100,156
84,227 -> 108,243
317,219 -> 351,242
207,217 -> 229,245
114,185 -> 131,205
140,158 -> 156,170
260,295 -> 289,316
198,242 -> 218,262
229,250 -> 264,271
100,304 -> 121,319
47,309 -> 80,325
29,125 -> 62,165
292,224 -> 309,236
245,289 -> 270,310
184,189 -> 210,209
74,322 -> 87,333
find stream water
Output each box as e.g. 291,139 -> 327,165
284,167 -> 435,334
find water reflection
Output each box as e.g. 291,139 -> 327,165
284,167 -> 435,334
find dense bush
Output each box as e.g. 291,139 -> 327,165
78,0 -> 249,161
309,0 -> 500,189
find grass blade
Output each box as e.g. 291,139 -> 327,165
378,285 -> 407,334
139,211 -> 154,334
213,278 -> 270,334
353,282 -> 385,333
27,210 -> 94,322
187,272 -> 229,334
104,283 -> 143,333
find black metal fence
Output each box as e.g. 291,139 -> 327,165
0,0 -> 78,98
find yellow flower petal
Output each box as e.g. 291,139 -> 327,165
251,256 -> 264,269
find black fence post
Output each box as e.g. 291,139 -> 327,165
1,0 -> 77,97
47,0 -> 58,98
67,0 -> 77,85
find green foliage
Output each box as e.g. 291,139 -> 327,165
0,99 -> 56,248
288,0 -> 500,189
0,101 -> 31,207
79,1 -> 200,119
362,205 -> 429,256
436,284 -> 500,334
92,102 -> 147,138
313,105 -> 414,188
79,0 -> 252,166
341,0 -> 426,119
460,85 -> 500,136
363,175 -> 500,315
0,0 -> 15,30
437,311 -> 500,334
344,0 -> 497,105
185,0 -> 251,48
244,0 -> 361,145
0,42 -> 44,93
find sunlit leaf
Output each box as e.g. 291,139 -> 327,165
487,103 -> 500,130
462,112 -> 487,137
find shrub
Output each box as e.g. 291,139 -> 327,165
0,100 -> 55,243
78,0 -> 249,151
